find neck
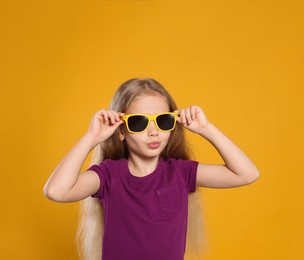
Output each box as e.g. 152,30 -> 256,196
128,154 -> 160,177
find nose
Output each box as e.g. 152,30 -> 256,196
147,120 -> 159,136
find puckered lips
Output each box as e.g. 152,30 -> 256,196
148,141 -> 161,149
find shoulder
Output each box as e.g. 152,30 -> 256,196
162,158 -> 199,172
88,158 -> 127,173
102,158 -> 127,167
163,158 -> 198,192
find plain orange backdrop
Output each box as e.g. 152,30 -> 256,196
0,0 -> 303,259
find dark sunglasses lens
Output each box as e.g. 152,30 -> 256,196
156,114 -> 175,131
128,115 -> 149,132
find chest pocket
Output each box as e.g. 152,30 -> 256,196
156,185 -> 182,214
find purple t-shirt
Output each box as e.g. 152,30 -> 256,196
88,157 -> 198,260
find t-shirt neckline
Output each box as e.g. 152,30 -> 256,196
124,157 -> 164,183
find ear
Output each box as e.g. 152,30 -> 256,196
119,127 -> 125,141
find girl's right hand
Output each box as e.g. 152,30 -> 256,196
87,109 -> 125,145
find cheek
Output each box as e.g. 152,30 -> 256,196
162,132 -> 171,139
124,133 -> 144,145
160,132 -> 171,145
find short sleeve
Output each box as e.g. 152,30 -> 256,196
87,162 -> 111,200
178,159 -> 199,193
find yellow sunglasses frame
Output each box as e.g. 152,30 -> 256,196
121,112 -> 178,134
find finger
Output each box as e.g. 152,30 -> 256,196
111,111 -> 124,122
97,109 -> 109,123
190,106 -> 197,120
107,111 -> 117,125
185,108 -> 192,124
95,109 -> 105,118
93,109 -> 105,121
179,109 -> 186,124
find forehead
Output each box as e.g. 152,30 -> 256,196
126,94 -> 169,114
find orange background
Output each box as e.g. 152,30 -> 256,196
0,0 -> 303,259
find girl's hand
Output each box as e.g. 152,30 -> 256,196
175,106 -> 210,135
87,109 -> 124,145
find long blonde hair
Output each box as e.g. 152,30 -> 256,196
77,78 -> 205,259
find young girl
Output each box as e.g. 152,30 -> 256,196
43,78 -> 259,260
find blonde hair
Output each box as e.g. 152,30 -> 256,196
77,78 -> 205,259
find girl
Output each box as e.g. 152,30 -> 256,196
43,78 -> 259,260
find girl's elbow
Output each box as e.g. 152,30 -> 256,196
43,185 -> 56,201
43,184 -> 51,199
43,184 -> 65,202
246,168 -> 260,184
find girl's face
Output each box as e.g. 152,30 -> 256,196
121,94 -> 171,160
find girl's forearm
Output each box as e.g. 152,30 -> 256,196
43,132 -> 98,198
199,123 -> 259,181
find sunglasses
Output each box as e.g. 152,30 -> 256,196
121,112 -> 178,134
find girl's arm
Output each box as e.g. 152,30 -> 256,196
43,109 -> 124,202
176,106 -> 260,188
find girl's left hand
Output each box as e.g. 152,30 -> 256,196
175,106 -> 210,135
